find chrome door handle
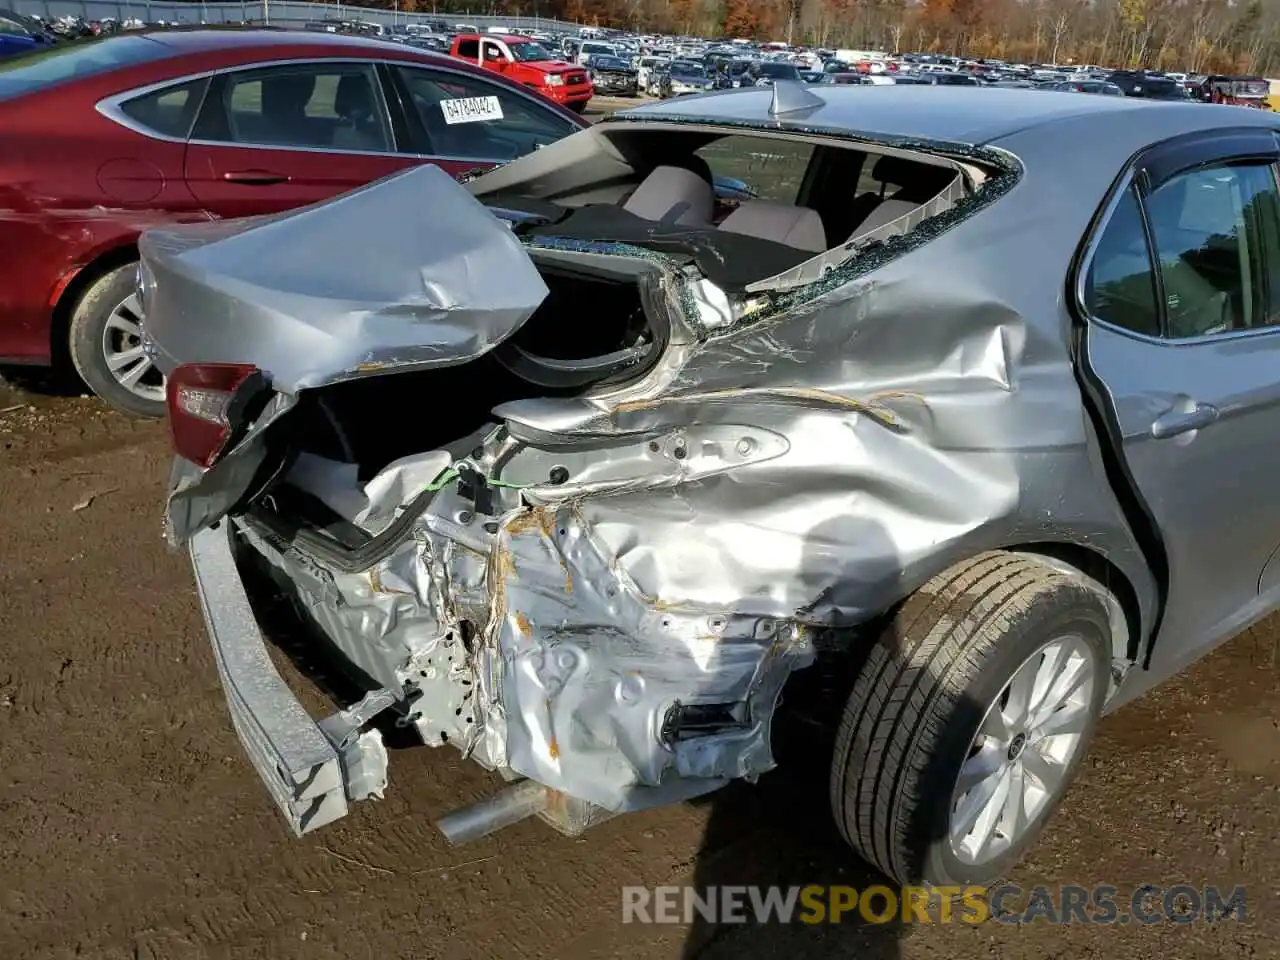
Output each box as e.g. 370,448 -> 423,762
1151,401 -> 1219,439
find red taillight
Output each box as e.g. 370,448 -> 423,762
165,362 -> 260,468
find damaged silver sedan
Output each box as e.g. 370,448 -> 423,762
142,82 -> 1280,887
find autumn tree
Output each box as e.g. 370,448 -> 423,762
174,0 -> 1280,75
722,0 -> 762,38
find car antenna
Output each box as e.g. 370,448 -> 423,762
768,80 -> 824,116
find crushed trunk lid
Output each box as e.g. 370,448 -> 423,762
141,164 -> 550,545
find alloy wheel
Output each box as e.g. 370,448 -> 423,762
948,633 -> 1097,865
101,293 -> 164,404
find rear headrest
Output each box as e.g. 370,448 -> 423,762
622,165 -> 715,225
718,200 -> 827,253
262,73 -> 315,116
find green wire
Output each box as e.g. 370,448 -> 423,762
423,466 -> 529,494
423,467 -> 460,492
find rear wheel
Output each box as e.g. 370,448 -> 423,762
829,552 -> 1109,886
568,100 -> 587,114
68,262 -> 165,419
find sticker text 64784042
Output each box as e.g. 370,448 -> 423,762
440,96 -> 504,125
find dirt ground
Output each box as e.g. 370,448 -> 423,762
3,100 -> 1280,955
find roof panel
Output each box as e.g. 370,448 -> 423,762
618,85 -> 1199,146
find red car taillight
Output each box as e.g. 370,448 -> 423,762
165,362 -> 260,468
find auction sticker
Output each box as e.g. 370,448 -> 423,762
440,96 -> 504,125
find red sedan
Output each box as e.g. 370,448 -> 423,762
0,29 -> 588,416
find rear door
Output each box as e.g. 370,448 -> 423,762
1079,129 -> 1280,672
184,60 -> 416,220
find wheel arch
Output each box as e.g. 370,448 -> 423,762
1002,540 -> 1141,668
49,243 -> 139,374
863,538 -> 1144,677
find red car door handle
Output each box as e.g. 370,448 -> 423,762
222,170 -> 291,185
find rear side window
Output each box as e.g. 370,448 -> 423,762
1148,162 -> 1280,336
117,78 -> 209,139
0,35 -> 169,101
456,39 -> 479,59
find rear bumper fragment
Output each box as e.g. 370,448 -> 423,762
190,524 -> 388,835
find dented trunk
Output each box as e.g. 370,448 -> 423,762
144,127 -> 1152,841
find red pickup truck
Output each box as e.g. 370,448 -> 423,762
450,34 -> 593,112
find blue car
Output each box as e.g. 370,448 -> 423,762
0,10 -> 47,60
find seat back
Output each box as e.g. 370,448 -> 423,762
848,155 -> 959,241
332,73 -> 382,151
259,73 -> 319,145
622,165 -> 715,225
717,199 -> 827,252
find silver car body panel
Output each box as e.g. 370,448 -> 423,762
146,86 -> 1280,835
140,163 -> 549,395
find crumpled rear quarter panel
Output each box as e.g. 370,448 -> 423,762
176,128 -> 1162,826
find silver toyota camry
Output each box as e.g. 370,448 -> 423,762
139,81 -> 1280,889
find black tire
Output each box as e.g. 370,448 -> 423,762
568,100 -> 587,114
68,262 -> 164,419
830,551 -> 1110,887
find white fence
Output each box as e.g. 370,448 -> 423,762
9,0 -> 583,33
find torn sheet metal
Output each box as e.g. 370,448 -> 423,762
488,192 -> 1156,634
165,390 -> 296,547
481,502 -> 815,808
139,164 -> 549,394
235,455 -> 816,814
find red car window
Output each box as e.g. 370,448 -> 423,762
394,65 -> 576,161
118,77 -> 209,140
198,62 -> 392,153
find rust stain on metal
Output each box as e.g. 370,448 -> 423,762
514,611 -> 533,637
505,506 -> 558,539
368,567 -> 414,596
546,697 -> 560,759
